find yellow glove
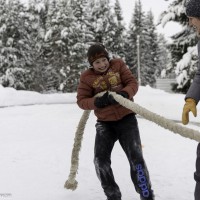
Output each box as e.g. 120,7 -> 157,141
182,98 -> 197,125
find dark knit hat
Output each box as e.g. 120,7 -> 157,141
186,0 -> 200,17
87,43 -> 109,66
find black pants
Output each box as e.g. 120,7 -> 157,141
194,143 -> 200,200
94,114 -> 154,200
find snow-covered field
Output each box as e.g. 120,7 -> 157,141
0,85 -> 199,200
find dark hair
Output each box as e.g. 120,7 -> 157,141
186,0 -> 200,18
87,43 -> 109,66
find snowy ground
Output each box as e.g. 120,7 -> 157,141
0,85 -> 199,200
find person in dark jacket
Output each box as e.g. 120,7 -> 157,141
77,43 -> 154,200
182,0 -> 200,199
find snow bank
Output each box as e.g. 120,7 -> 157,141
0,85 -> 76,107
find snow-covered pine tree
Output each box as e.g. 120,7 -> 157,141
87,0 -> 116,48
159,0 -> 198,93
23,0 -> 48,91
141,10 -> 158,86
62,0 -> 89,92
124,0 -> 145,77
0,0 -> 33,90
111,0 -> 126,59
157,34 -> 173,78
38,0 -> 63,92
0,0 -> 8,74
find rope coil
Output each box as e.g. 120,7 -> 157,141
64,92 -> 200,190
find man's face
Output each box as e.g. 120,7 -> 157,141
188,17 -> 200,37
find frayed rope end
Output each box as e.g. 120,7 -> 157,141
64,179 -> 78,191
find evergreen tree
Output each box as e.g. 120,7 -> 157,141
112,0 -> 126,59
0,0 -> 174,93
159,0 -> 198,92
157,34 -> 173,78
124,0 -> 145,78
24,0 -> 48,91
62,0 -> 89,92
0,0 -> 9,73
141,10 -> 158,86
87,0 -> 116,47
40,0 -> 64,92
0,0 -> 33,90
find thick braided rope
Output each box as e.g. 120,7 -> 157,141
109,92 -> 200,142
64,110 -> 91,190
64,91 -> 200,190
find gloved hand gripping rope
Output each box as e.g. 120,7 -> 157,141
64,91 -> 200,191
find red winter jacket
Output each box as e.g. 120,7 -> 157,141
77,58 -> 138,121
